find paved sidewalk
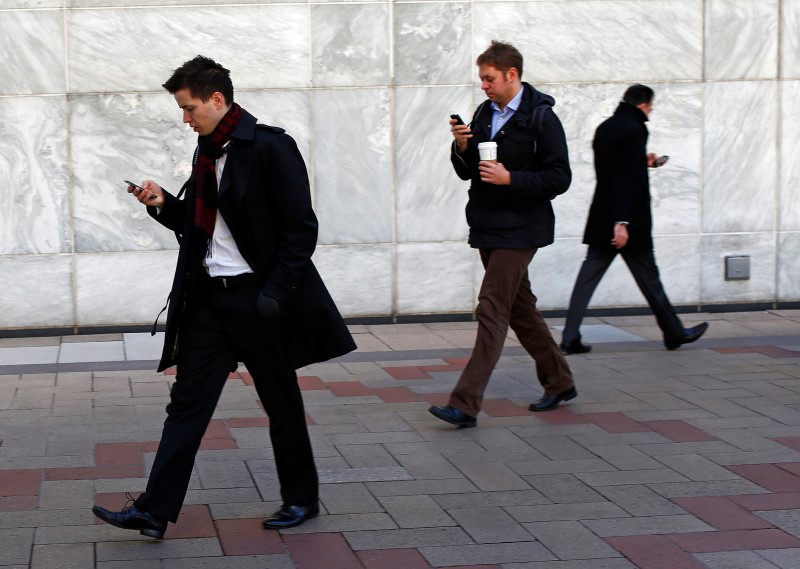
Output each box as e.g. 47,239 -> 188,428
1,310 -> 800,568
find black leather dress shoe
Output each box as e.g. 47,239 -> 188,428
428,405 -> 477,428
529,386 -> 578,412
665,322 -> 709,351
92,501 -> 166,539
262,503 -> 320,530
560,339 -> 592,355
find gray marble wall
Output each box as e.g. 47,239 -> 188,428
1,0 -> 798,329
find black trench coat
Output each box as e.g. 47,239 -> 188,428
148,109 -> 355,372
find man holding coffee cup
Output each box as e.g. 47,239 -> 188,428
429,41 -> 576,428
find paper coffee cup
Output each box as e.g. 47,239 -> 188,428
478,141 -> 497,163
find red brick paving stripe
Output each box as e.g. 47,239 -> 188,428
672,496 -> 774,530
533,407 -> 593,425
481,399 -> 531,417
727,464 -> 800,493
143,441 -> 160,453
45,465 -> 144,481
441,566 -> 501,569
299,375 -> 326,390
284,532 -> 362,569
327,381 -> 373,397
357,548 -> 432,569
373,387 -> 425,403
0,469 -> 41,497
226,417 -> 269,428
641,420 -> 718,442
668,529 -> 800,553
238,371 -> 255,386
581,412 -> 652,433
168,504 -> 217,539
778,463 -> 800,477
419,364 -> 464,373
712,346 -> 800,358
200,418 -> 238,450
604,535 -> 707,569
420,393 -> 449,407
444,357 -> 470,367
773,436 -> 800,452
95,442 -> 145,466
216,518 -> 285,556
383,366 -> 433,380
0,496 -> 37,511
729,492 -> 800,511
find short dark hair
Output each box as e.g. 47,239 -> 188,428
162,55 -> 234,105
476,40 -> 524,79
623,84 -> 654,106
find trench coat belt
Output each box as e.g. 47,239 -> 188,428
208,272 -> 261,290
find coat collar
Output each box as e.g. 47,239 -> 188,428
475,82 -> 554,139
614,102 -> 649,123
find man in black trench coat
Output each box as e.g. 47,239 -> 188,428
560,84 -> 708,355
92,55 -> 356,538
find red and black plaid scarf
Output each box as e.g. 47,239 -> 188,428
193,103 -> 244,237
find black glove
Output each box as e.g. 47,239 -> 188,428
256,294 -> 281,321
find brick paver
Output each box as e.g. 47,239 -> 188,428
2,311 -> 800,567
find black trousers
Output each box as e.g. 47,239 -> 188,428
135,282 -> 318,523
562,246 -> 684,347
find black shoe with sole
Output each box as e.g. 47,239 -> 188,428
428,405 -> 477,428
560,339 -> 592,355
92,495 -> 166,539
529,386 -> 578,412
262,503 -> 320,530
665,322 -> 709,351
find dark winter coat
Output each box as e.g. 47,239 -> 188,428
450,82 -> 572,249
148,109 -> 355,372
583,102 -> 654,251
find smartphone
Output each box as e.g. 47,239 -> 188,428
124,179 -> 144,190
450,114 -> 465,126
653,155 -> 669,167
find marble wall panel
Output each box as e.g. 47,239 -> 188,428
69,0 -> 301,8
703,81 -> 777,234
777,233 -> 800,301
700,233 -> 776,304
705,0 -> 778,80
782,0 -> 800,79
313,89 -> 393,245
70,94 -> 195,253
75,251 -> 177,326
314,245 -> 392,316
70,91 -> 312,254
539,235 -> 701,311
394,2 -> 472,86
397,242 -> 474,314
0,255 -> 74,328
780,81 -> 800,231
311,3 -> 390,87
0,96 -> 70,255
0,0 -> 60,7
474,1 -> 702,84
68,6 -> 310,93
395,86 -> 471,243
528,238 -> 588,310
0,11 -> 65,95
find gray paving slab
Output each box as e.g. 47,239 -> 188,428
524,520 -> 621,560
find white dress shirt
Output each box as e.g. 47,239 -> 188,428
203,145 -> 254,277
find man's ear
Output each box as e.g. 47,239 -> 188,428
506,67 -> 519,82
212,91 -> 226,109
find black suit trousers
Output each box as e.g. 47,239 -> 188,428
135,281 -> 318,523
562,246 -> 684,346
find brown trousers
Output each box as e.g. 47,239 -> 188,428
448,248 -> 574,417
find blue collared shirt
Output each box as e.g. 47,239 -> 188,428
490,87 -> 524,139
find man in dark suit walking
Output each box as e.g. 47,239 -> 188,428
92,56 -> 356,538
560,84 -> 708,355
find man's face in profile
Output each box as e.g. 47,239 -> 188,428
174,88 -> 226,136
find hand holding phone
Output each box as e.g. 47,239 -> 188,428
124,179 -> 160,203
124,179 -> 144,191
653,155 -> 669,168
450,113 -> 465,126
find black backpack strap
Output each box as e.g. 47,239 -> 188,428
530,103 -> 549,155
